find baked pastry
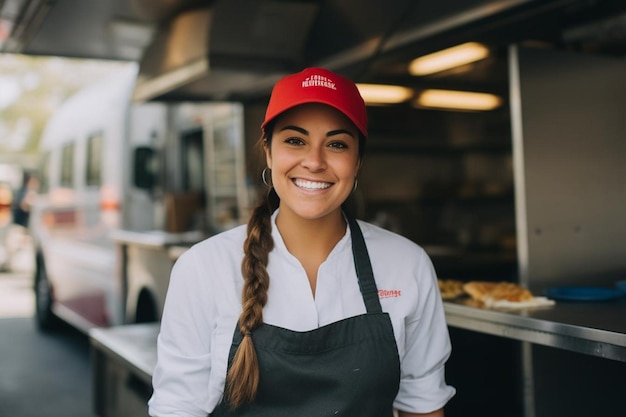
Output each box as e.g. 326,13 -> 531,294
463,281 -> 533,303
438,279 -> 466,300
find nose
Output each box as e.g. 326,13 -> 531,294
301,144 -> 326,171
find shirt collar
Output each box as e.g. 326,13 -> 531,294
270,208 -> 352,262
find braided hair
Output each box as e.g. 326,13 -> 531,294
225,126 -> 277,408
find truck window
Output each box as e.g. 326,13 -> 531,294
86,132 -> 103,186
60,143 -> 74,188
181,130 -> 204,192
39,152 -> 50,193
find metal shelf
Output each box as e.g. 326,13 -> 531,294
444,299 -> 626,362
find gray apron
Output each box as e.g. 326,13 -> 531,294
212,215 -> 401,416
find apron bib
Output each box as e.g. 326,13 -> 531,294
212,215 -> 400,417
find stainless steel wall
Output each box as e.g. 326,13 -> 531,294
510,45 -> 626,290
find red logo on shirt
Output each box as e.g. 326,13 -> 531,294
378,289 -> 401,298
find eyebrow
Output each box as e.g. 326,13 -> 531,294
280,125 -> 355,138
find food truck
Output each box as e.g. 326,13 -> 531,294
6,0 -> 625,416
30,64 -> 250,331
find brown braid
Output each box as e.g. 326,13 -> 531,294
226,134 -> 279,408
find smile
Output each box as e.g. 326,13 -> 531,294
293,179 -> 332,190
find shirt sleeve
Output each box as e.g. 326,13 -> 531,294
148,249 -> 214,417
394,249 -> 456,413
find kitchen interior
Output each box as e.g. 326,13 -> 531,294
2,0 -> 625,415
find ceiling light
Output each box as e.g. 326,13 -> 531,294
356,83 -> 413,105
415,89 -> 502,111
409,42 -> 490,76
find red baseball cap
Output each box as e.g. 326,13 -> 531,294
261,67 -> 367,137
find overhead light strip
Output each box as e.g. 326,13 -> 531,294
356,83 -> 413,105
409,42 -> 490,76
415,89 -> 502,111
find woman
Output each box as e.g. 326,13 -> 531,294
149,67 -> 455,417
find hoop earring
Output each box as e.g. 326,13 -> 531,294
262,167 -> 271,187
352,178 -> 358,193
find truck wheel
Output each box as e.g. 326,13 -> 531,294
135,291 -> 157,323
34,262 -> 58,331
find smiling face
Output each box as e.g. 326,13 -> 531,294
265,103 -> 361,223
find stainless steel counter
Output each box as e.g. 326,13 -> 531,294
90,323 -> 159,385
90,323 -> 160,417
87,299 -> 626,403
444,298 -> 626,362
110,229 -> 205,249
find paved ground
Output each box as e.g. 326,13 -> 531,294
0,270 -> 97,417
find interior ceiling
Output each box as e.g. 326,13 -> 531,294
1,0 -> 625,102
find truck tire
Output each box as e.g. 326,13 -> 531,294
34,259 -> 59,331
135,290 -> 157,323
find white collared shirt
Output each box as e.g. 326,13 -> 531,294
149,211 -> 455,416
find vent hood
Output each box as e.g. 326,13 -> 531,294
133,0 -> 619,102
132,1 -> 319,102
131,0 -> 560,102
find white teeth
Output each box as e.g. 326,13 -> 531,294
294,179 -> 331,190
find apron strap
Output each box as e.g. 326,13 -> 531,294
346,213 -> 383,314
